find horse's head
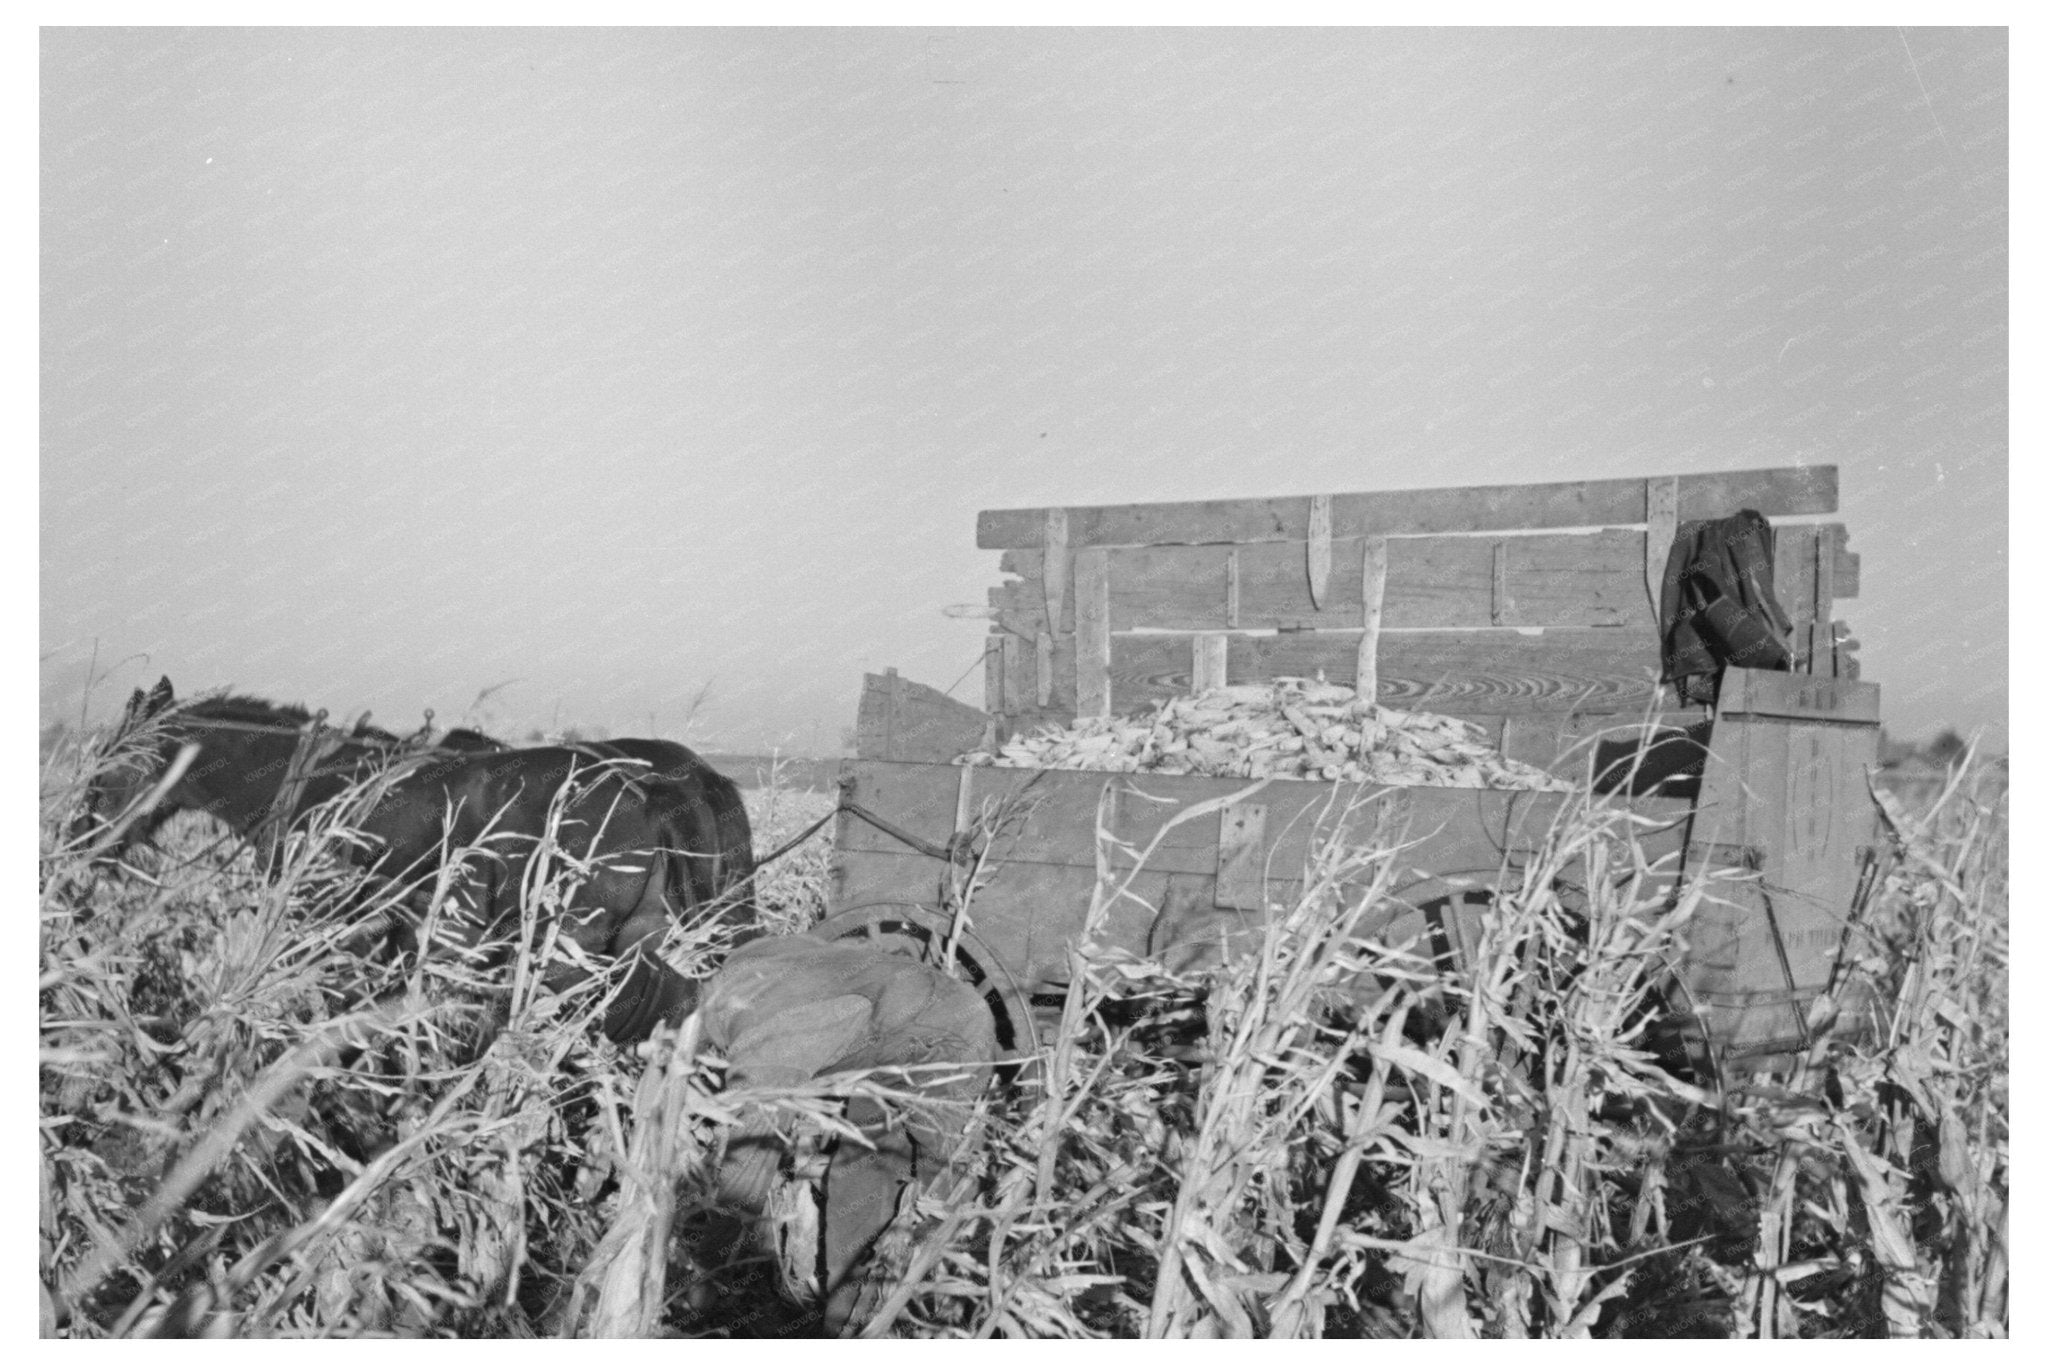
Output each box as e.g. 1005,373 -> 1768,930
436,727 -> 508,754
73,675 -> 190,858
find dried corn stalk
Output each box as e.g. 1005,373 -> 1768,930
962,678 -> 1568,791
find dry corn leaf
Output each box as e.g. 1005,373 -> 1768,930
1835,1116 -> 1936,1337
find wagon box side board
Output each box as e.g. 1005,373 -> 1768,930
827,759 -> 1692,993
980,464 -> 1862,756
977,465 -> 1839,549
856,668 -> 997,763
1110,627 -> 1667,717
834,760 -> 1588,879
992,525 -> 1859,636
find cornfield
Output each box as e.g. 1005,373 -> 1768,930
38,724 -> 2007,1338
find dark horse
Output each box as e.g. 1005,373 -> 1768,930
78,678 -> 758,1043
434,725 -> 756,925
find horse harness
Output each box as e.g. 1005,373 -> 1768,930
157,709 -> 967,877
168,709 -> 442,865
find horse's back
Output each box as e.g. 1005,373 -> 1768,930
590,739 -> 756,884
368,747 -> 664,868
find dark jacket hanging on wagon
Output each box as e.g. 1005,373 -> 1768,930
1658,508 -> 1795,706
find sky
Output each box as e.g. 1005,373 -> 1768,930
39,26 -> 2007,753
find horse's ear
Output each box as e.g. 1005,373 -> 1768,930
146,677 -> 174,714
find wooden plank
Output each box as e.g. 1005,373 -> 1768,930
1110,628 -> 1664,716
832,761 -> 1694,991
1683,716 -> 1782,1052
1042,508 -> 1068,634
1773,523 -> 1821,672
1357,536 -> 1388,703
1097,532 -> 1647,632
1307,494 -> 1332,608
834,760 -> 1581,886
1074,548 -> 1112,718
1645,476 -> 1680,617
1489,541 -> 1511,626
997,633 -> 1030,726
855,670 -> 995,762
1717,669 -> 1880,724
1215,802 -> 1269,910
984,635 -> 1005,716
1191,632 -> 1228,694
852,669 -> 893,760
1682,705 -> 1882,1058
1832,619 -> 1861,681
1000,523 -> 1853,639
977,465 -> 1838,549
954,763 -> 977,835
1815,524 -> 1841,678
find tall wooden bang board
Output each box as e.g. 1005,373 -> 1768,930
978,465 -> 1861,779
1681,668 -> 1884,1065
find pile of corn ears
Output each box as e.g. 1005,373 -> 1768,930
960,677 -> 1570,790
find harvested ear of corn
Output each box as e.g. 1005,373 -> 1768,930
958,677 -> 1570,791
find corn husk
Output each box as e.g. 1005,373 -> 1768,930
960,678 -> 1569,791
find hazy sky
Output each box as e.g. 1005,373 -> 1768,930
40,27 -> 2007,751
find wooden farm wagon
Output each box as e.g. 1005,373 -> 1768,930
812,465 -> 1883,1083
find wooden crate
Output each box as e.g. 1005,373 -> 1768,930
1678,668 -> 1884,1066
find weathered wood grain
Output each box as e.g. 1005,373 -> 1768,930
1682,699 -> 1882,1057
1074,548 -> 1111,718
1042,508 -> 1068,635
1191,633 -> 1228,694
992,525 -> 1855,639
1215,802 -> 1269,910
1832,619 -> 1861,681
830,759 -> 1692,989
1646,476 -> 1680,616
835,760 -> 1574,883
1814,524 -> 1840,679
984,636 -> 1007,716
1307,494 -> 1332,608
1716,668 -> 1881,724
1774,521 -> 1819,672
977,465 -> 1838,549
855,670 -> 994,763
988,629 -> 1070,721
1357,535 -> 1388,702
1108,628 -> 1664,716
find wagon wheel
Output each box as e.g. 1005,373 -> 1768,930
1401,875 -> 1706,1095
1372,876 -> 1540,1052
806,902 -> 1042,1074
